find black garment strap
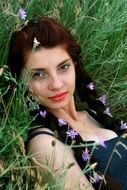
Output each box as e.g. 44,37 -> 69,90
25,130 -> 55,150
28,131 -> 54,141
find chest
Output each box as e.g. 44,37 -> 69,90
70,112 -> 118,142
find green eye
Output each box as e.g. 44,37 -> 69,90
59,63 -> 70,71
32,71 -> 46,80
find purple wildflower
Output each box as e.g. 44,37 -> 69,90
120,120 -> 127,130
86,82 -> 94,90
92,172 -> 103,184
18,8 -> 27,20
99,94 -> 106,105
66,129 -> 78,139
97,136 -> 106,148
104,107 -> 113,117
82,148 -> 90,161
58,118 -> 67,126
39,110 -> 47,118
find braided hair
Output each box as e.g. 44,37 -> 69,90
7,16 -> 125,189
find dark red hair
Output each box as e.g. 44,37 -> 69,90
7,17 -> 81,78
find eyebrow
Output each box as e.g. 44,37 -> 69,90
30,59 -> 71,71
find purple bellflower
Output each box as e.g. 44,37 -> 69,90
104,107 -> 113,117
86,82 -> 95,90
66,129 -> 78,139
39,110 -> 47,118
120,120 -> 127,130
92,172 -> 103,184
18,8 -> 27,20
82,148 -> 90,161
97,136 -> 106,148
58,118 -> 67,126
99,94 -> 106,105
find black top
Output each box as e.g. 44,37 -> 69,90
27,129 -> 127,189
93,136 -> 127,190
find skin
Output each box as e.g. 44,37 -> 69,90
25,45 -> 117,189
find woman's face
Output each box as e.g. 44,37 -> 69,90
24,46 -> 76,110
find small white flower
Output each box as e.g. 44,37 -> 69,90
33,37 -> 40,49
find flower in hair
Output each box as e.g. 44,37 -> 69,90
104,107 -> 113,117
66,129 -> 78,139
86,82 -> 94,90
91,172 -> 103,184
97,136 -> 106,148
82,148 -> 90,161
18,8 -> 26,20
120,120 -> 127,130
33,37 -> 40,50
99,94 -> 106,105
58,118 -> 67,126
39,110 -> 47,118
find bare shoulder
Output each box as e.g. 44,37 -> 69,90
27,128 -> 75,170
27,128 -> 94,190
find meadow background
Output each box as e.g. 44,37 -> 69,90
0,0 -> 127,189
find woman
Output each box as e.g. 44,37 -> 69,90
7,16 -> 127,189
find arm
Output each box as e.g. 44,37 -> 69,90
27,133 -> 95,190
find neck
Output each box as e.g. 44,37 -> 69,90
48,96 -> 79,122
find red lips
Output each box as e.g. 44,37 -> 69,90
48,92 -> 68,101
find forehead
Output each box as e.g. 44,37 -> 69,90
25,46 -> 71,70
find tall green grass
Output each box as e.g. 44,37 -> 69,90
0,0 -> 127,189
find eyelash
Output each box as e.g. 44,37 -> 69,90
32,71 -> 46,80
31,63 -> 71,80
58,63 -> 70,71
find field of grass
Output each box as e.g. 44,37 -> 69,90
0,0 -> 127,189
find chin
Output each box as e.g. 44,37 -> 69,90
45,100 -> 69,110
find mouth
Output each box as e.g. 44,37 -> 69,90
48,92 -> 68,101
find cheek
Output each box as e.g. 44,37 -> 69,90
67,70 -> 76,87
28,81 -> 45,96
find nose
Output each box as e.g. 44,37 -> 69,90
48,74 -> 63,91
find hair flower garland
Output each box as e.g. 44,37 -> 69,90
86,82 -> 95,90
104,107 -> 113,117
39,110 -> 47,118
99,94 -> 107,105
120,120 -> 127,130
